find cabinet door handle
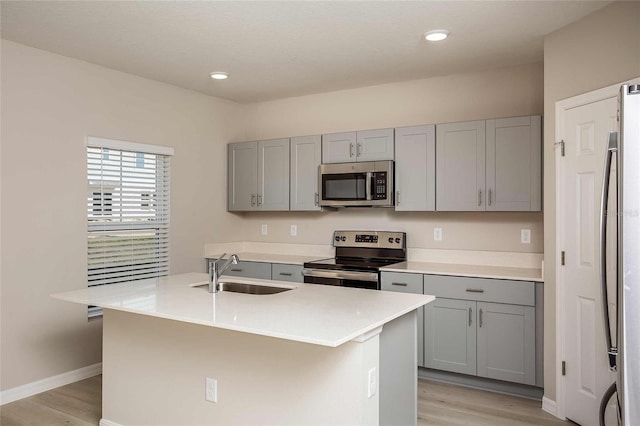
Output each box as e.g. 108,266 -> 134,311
479,308 -> 484,328
478,189 -> 482,206
396,191 -> 400,205
488,189 -> 492,206
314,192 -> 319,206
251,194 -> 256,207
257,194 -> 262,206
465,288 -> 485,293
230,268 -> 243,272
349,143 -> 354,157
468,307 -> 473,327
357,143 -> 362,157
279,272 -> 292,276
392,282 -> 408,287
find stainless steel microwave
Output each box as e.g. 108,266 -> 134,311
318,160 -> 394,207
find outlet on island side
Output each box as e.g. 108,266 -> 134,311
367,367 -> 377,398
205,377 -> 217,403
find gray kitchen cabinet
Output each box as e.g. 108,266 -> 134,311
485,116 -> 542,211
424,297 -> 477,375
220,260 -> 272,280
271,263 -> 304,283
322,128 -> 394,163
436,116 -> 541,212
290,135 -> 322,211
227,138 -> 290,211
381,272 -> 424,367
476,301 -> 536,385
423,274 -> 537,386
394,124 -> 436,211
436,120 -> 486,211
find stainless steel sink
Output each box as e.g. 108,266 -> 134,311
197,281 -> 292,295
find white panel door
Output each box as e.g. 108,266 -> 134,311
356,128 -> 394,162
394,125 -> 435,211
436,121 -> 486,211
561,97 -> 618,425
258,138 -> 289,211
322,132 -> 356,163
290,135 -> 321,211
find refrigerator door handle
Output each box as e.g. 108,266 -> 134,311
599,130 -> 619,371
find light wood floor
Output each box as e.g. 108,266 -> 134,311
1,375 -> 567,425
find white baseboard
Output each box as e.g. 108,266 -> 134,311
542,396 -> 558,417
0,362 -> 102,405
100,419 -> 123,426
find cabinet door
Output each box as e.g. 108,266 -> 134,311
394,125 -> 435,211
272,263 -> 304,283
322,132 -> 356,163
227,141 -> 258,211
356,128 -> 394,162
221,261 -> 271,280
258,138 -> 290,211
436,121 -> 486,211
476,302 -> 536,385
381,272 -> 425,367
290,135 -> 321,211
486,116 -> 541,211
424,298 -> 476,375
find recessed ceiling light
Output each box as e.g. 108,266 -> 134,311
209,72 -> 229,80
424,30 -> 449,42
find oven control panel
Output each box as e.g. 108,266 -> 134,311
333,231 -> 405,249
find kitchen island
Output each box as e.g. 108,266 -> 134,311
52,273 -> 434,426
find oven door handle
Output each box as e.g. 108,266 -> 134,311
302,268 -> 378,282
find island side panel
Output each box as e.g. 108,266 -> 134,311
102,309 -> 379,426
379,310 -> 418,426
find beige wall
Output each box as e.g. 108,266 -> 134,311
542,1 -> 640,402
238,63 -> 545,253
0,40 -> 246,391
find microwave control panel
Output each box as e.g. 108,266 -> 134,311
373,172 -> 387,200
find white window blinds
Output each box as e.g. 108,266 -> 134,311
87,138 -> 172,288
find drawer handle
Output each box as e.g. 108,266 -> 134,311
392,282 -> 408,287
279,272 -> 293,276
479,308 -> 484,328
465,288 -> 485,293
230,268 -> 243,272
468,307 -> 473,326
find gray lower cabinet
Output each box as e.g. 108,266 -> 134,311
271,263 -> 304,283
380,272 -> 424,367
422,274 -> 537,386
424,298 -> 477,375
220,261 -> 272,280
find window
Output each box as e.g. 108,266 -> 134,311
86,137 -> 173,317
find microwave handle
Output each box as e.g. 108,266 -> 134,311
366,172 -> 373,200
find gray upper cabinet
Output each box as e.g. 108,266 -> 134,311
322,129 -> 394,163
436,120 -> 486,211
290,135 -> 322,211
486,116 -> 542,211
228,141 -> 258,211
436,116 -> 541,212
395,125 -> 436,211
228,138 -> 290,211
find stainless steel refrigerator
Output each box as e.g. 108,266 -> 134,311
600,83 -> 640,426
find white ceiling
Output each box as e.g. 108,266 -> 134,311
1,1 -> 610,104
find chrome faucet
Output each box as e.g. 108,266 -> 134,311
208,253 -> 240,293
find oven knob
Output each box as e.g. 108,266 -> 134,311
388,237 -> 394,243
395,238 -> 401,244
341,236 -> 346,242
335,236 -> 340,242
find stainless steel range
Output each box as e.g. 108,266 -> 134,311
302,230 -> 406,290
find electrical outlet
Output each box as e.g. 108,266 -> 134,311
261,224 -> 268,236
434,228 -> 443,241
521,229 -> 531,244
205,377 -> 217,403
367,367 -> 377,398
290,225 -> 297,237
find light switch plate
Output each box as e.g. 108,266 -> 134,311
205,377 -> 217,403
261,224 -> 268,236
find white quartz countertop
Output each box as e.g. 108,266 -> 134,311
51,273 -> 434,347
380,261 -> 543,282
205,252 -> 326,265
